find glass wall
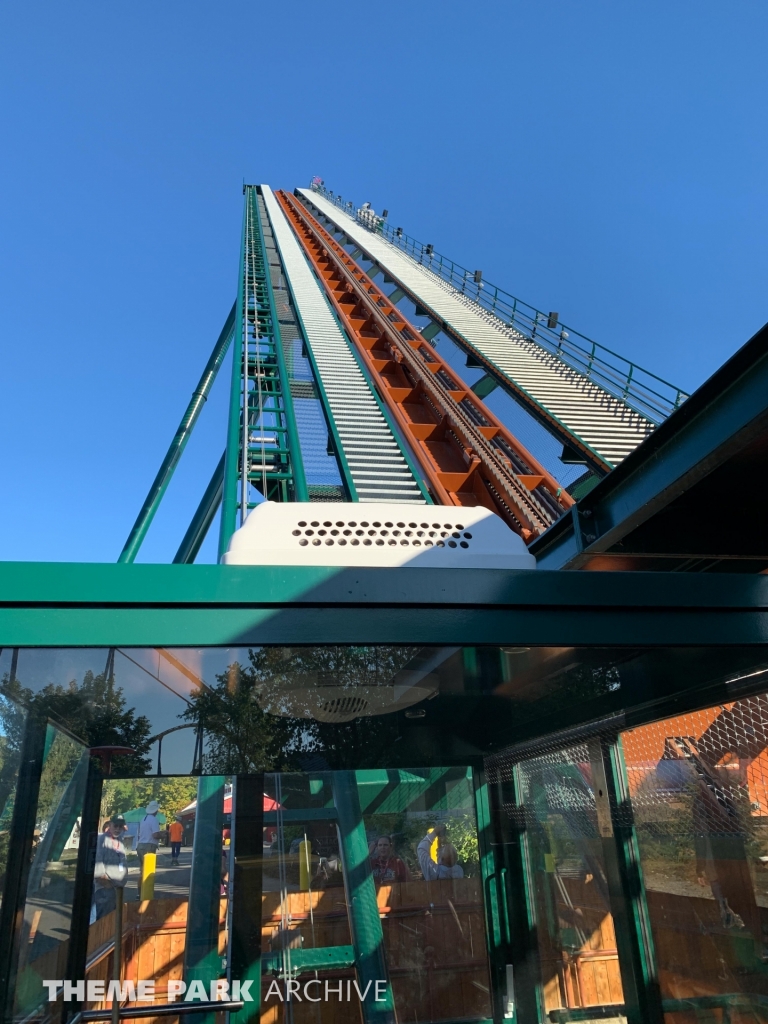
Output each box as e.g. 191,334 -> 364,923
623,695 -> 768,1023
0,678 -> 27,914
4,646 -> 768,1024
12,722 -> 90,1024
2,646 -> 765,776
260,769 -> 492,1024
513,743 -> 624,1018
82,776 -> 225,1017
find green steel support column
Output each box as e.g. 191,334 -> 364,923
173,453 -> 225,564
254,189 -> 308,502
0,715 -> 47,1020
63,760 -> 104,1023
333,771 -> 395,1024
597,736 -> 664,1024
474,770 -> 512,1023
219,197 -> 249,558
119,302 -> 236,564
229,774 -> 264,1024
184,775 -> 226,1017
493,773 -> 541,1024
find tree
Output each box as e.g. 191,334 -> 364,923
0,668 -> 153,777
102,777 -> 198,821
181,659 -> 301,774
181,646 -> 416,774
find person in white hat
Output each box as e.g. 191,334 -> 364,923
135,800 -> 161,899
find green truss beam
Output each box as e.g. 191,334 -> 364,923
118,303 -> 236,564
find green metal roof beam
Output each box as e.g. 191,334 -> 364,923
118,302 -> 236,564
530,320 -> 768,569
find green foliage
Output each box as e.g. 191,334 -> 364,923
181,658 -> 302,774
0,669 -> 152,775
36,730 -> 85,827
445,812 -> 480,873
102,777 -> 198,821
181,647 -> 414,774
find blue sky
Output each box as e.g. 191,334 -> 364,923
1,1 -> 765,563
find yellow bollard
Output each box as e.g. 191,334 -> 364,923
140,851 -> 156,900
299,840 -> 312,891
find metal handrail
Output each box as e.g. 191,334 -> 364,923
68,1001 -> 245,1023
308,183 -> 689,425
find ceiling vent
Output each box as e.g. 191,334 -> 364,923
253,647 -> 457,723
221,501 -> 536,570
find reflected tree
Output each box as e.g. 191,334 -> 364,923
0,669 -> 152,776
182,646 -> 415,773
181,658 -> 302,773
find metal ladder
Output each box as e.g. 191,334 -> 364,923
219,186 -> 309,550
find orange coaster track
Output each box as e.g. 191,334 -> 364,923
276,190 -> 573,540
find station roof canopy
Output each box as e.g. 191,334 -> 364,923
530,320 -> 768,573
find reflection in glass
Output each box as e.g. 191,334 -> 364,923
515,744 -> 624,1017
0,682 -> 28,913
623,696 -> 768,1023
261,769 -> 492,1024
2,646 -> 768,777
13,724 -> 90,1023
83,777 -> 229,1015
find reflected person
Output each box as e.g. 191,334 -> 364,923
136,800 -> 161,899
370,835 -> 409,885
92,815 -> 128,921
417,824 -> 464,880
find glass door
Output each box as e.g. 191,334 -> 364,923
261,768 -> 494,1024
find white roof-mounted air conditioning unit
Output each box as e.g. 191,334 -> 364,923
221,501 -> 536,570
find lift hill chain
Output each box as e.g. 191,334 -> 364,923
277,190 -> 573,540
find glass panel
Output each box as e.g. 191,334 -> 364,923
622,695 -> 768,1023
261,769 -> 493,1024
1,645 -> 765,776
13,723 -> 90,1024
515,743 -> 625,1019
83,777 -> 229,1017
0,679 -> 28,913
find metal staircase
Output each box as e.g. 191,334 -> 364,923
261,186 -> 428,505
299,187 -> 688,474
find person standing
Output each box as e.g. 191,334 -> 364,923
168,815 -> 184,866
417,824 -> 464,880
93,816 -> 128,920
370,835 -> 409,886
136,800 -> 161,898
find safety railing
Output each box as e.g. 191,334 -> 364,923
308,183 -> 689,425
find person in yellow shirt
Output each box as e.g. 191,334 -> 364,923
168,815 -> 184,866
